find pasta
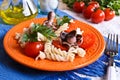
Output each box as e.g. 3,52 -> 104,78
55,23 -> 69,37
36,41 -> 86,62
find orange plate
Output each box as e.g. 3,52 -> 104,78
3,18 -> 105,71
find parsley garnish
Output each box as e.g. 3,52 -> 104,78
56,16 -> 71,26
22,23 -> 57,42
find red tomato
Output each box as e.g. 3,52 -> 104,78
52,40 -> 69,51
88,1 -> 100,8
104,8 -> 115,21
73,1 -> 85,13
83,5 -> 95,19
91,9 -> 105,23
79,33 -> 95,49
24,41 -> 44,58
82,6 -> 87,13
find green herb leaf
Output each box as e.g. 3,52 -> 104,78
21,33 -> 29,42
56,16 -> 71,26
22,23 -> 57,42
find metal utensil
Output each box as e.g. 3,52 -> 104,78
105,34 -> 119,80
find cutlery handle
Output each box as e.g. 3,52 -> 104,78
106,66 -> 117,80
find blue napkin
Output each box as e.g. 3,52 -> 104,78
0,1 -> 120,80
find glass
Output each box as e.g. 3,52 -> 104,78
0,0 -> 38,24
38,0 -> 58,14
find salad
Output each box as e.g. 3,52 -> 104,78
15,11 -> 95,62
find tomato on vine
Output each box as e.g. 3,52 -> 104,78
83,5 -> 95,19
73,1 -> 85,13
88,1 -> 100,8
104,8 -> 115,21
91,9 -> 105,23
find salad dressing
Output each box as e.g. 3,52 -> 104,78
0,0 -> 38,24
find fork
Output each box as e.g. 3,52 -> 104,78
105,34 -> 118,80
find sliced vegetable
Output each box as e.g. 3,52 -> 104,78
52,40 -> 69,51
80,33 -> 95,49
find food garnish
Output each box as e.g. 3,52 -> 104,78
56,16 -> 71,26
16,23 -> 56,43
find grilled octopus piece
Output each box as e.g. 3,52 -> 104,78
60,30 -> 83,47
43,11 -> 57,30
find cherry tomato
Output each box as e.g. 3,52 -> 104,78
83,5 -> 95,19
104,8 -> 115,21
52,40 -> 69,51
91,9 -> 105,23
80,33 -> 95,49
88,1 -> 100,8
24,41 -> 44,58
73,1 -> 85,13
82,5 -> 87,13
